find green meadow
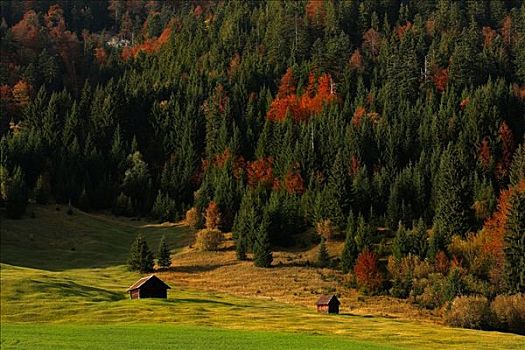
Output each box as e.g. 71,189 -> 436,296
1,206 -> 524,349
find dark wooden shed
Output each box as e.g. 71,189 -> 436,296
127,275 -> 171,299
315,295 -> 340,314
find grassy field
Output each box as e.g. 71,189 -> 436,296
1,205 -> 524,349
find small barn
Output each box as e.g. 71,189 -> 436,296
315,295 -> 340,314
127,275 -> 171,299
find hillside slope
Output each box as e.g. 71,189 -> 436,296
1,205 -> 524,349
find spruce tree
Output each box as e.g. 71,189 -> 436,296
341,213 -> 358,273
253,210 -> 272,268
392,222 -> 409,261
432,146 -> 471,246
317,236 -> 330,268
157,235 -> 171,269
128,234 -> 154,273
504,188 -> 525,293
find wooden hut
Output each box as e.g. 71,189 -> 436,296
315,295 -> 340,314
127,275 -> 171,299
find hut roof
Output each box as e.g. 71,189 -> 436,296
127,274 -> 171,291
315,294 -> 340,306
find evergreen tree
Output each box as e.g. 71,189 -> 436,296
5,166 -> 28,219
317,236 -> 330,268
157,235 -> 171,269
127,234 -> 154,273
341,213 -> 358,273
504,188 -> 525,293
34,173 -> 51,205
253,210 -> 272,268
432,146 -> 471,248
392,222 -> 409,261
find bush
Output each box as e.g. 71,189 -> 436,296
354,250 -> 383,294
444,295 -> 491,330
315,218 -> 335,240
195,228 -> 224,251
185,207 -> 199,228
490,294 -> 525,334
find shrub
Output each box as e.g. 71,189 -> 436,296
195,228 -> 224,251
185,207 -> 199,228
354,250 -> 383,294
490,294 -> 525,334
445,295 -> 491,330
315,218 -> 335,240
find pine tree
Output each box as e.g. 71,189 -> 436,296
157,235 -> 171,269
504,187 -> 525,293
253,210 -> 272,268
317,236 -> 330,267
341,213 -> 358,273
128,234 -> 154,273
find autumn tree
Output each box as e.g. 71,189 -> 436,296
354,250 -> 383,294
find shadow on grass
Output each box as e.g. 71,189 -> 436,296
165,262 -> 235,273
30,279 -> 125,301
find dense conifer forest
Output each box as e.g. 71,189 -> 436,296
1,0 -> 524,333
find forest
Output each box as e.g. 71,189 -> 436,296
0,0 -> 524,333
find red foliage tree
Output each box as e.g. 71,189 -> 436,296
352,106 -> 366,126
247,157 -> 274,189
94,47 -> 107,65
482,26 -> 497,48
478,137 -> 491,170
395,21 -> 412,39
362,28 -> 381,57
497,121 -> 515,179
435,250 -> 450,275
433,67 -> 449,92
348,49 -> 364,71
205,201 -> 221,230
354,250 -> 383,293
306,0 -> 327,27
284,170 -> 305,195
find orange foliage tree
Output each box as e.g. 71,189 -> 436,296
12,80 -> 31,107
267,69 -> 337,122
122,24 -> 172,60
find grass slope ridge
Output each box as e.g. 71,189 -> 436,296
1,206 -> 524,349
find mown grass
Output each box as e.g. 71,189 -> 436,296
0,324 -> 394,350
1,205 -> 524,349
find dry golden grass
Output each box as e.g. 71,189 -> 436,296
159,231 -> 440,324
